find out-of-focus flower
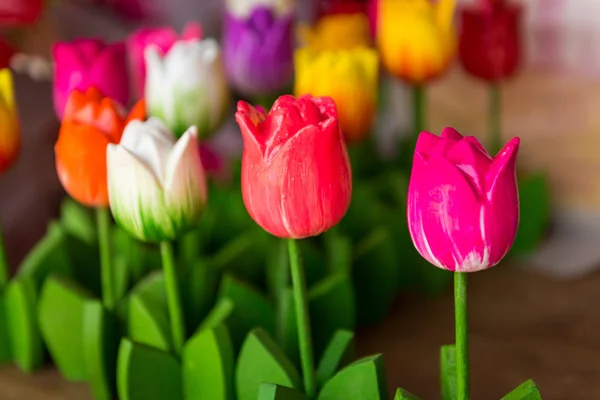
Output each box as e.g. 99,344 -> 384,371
407,127 -> 520,272
0,37 -> 15,69
294,47 -> 378,142
225,0 -> 295,18
52,39 -> 129,119
366,0 -> 378,39
316,0 -> 366,17
127,22 -> 202,99
459,0 -> 522,82
223,7 -> 293,97
145,38 -> 229,138
0,69 -> 20,173
0,0 -> 43,25
55,88 -> 128,207
107,118 -> 207,242
236,95 -> 352,238
298,13 -> 372,51
377,0 -> 457,84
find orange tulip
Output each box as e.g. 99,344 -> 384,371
0,69 -> 20,173
55,88 -> 129,207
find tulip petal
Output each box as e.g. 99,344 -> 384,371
0,68 -> 14,111
164,126 -> 207,233
408,153 -> 490,272
445,137 -> 492,195
107,144 -> 174,242
87,43 -> 129,108
235,101 -> 266,154
440,126 -> 462,141
415,130 -> 456,157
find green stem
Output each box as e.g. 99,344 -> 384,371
490,84 -> 502,155
454,272 -> 469,400
287,239 -> 316,398
179,230 -> 199,265
96,207 -> 115,311
413,84 -> 426,138
160,241 -> 186,355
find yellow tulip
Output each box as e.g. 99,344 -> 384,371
377,0 -> 457,84
0,69 -> 20,173
294,47 -> 378,142
298,13 -> 372,51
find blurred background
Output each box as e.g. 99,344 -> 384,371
2,0 -> 600,398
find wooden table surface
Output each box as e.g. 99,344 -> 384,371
0,262 -> 597,400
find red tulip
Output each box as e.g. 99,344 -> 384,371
459,0 -> 522,82
0,0 -> 43,25
235,95 -> 352,239
317,0 -> 366,18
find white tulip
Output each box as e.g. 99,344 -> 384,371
107,118 -> 207,242
145,38 -> 229,138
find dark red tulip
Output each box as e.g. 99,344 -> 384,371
316,0 -> 366,18
459,0 -> 522,82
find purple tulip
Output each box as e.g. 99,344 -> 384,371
223,6 -> 294,97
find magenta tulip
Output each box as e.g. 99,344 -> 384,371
52,39 -> 129,120
407,127 -> 520,272
127,22 -> 202,99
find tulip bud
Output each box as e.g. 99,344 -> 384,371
459,1 -> 522,82
0,69 -> 20,173
107,118 -> 208,242
54,88 -> 129,207
223,7 -> 294,97
377,0 -> 457,83
52,39 -> 129,119
127,22 -> 202,99
235,95 -> 352,239
407,127 -> 520,272
145,38 -> 230,139
294,47 -> 378,142
298,13 -> 372,51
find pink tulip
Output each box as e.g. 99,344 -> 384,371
52,39 -> 129,120
127,22 -> 202,99
407,127 -> 520,273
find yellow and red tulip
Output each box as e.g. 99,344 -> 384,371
294,47 -> 378,142
377,0 -> 457,84
298,13 -> 372,51
0,69 -> 20,173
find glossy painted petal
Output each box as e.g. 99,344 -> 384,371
107,143 -> 174,242
164,126 -> 207,233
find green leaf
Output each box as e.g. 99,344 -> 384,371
63,231 -> 101,297
182,324 -> 234,400
394,388 -> 422,399
117,339 -> 183,400
126,271 -> 172,352
219,275 -> 275,352
38,275 -> 94,381
510,173 -> 550,256
0,293 -> 12,365
440,345 -> 457,400
317,354 -> 388,400
236,328 -> 301,400
258,383 -> 309,400
113,227 -> 161,285
501,379 -> 542,400
353,228 -> 400,325
181,258 -> 220,333
17,222 -> 72,290
276,289 -> 299,368
83,300 -> 119,400
316,330 -> 355,388
3,277 -> 44,372
309,274 -> 356,358
60,197 -> 96,245
197,298 -> 235,332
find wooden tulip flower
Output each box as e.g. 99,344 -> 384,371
235,94 -> 352,397
407,127 -> 520,400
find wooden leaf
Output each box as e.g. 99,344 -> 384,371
317,354 -> 388,400
38,275 -> 94,381
125,271 -> 172,352
17,222 -> 72,290
3,277 -> 44,372
83,300 -> 119,400
117,339 -> 183,400
277,288 -> 299,368
219,275 -> 275,352
112,226 -> 161,284
440,345 -> 457,400
316,330 -> 355,388
0,293 -> 12,365
60,197 -> 96,245
63,232 -> 101,297
182,324 -> 234,400
394,388 -> 422,399
258,383 -> 309,400
236,328 -> 301,400
501,379 -> 543,400
181,257 -> 220,333
197,298 -> 234,332
309,273 -> 356,358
